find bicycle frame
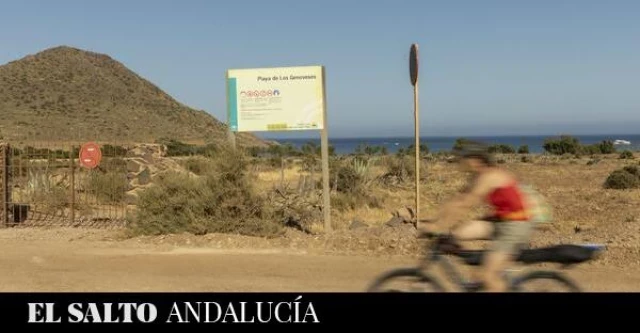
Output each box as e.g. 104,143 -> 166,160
419,248 -> 478,290
367,233 -> 596,292
417,238 -> 522,291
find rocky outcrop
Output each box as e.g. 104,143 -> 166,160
124,144 -> 195,204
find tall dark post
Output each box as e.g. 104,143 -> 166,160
1,144 -> 9,227
410,43 -> 420,225
70,145 -> 75,224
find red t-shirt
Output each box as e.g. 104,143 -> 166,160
487,182 -> 529,221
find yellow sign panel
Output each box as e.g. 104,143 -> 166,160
227,66 -> 325,132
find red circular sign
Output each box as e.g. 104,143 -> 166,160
79,142 -> 102,169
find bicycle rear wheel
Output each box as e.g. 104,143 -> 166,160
510,271 -> 581,292
366,268 -> 445,292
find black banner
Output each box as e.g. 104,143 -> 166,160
0,293 -> 636,328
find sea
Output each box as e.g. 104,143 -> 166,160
270,134 -> 640,155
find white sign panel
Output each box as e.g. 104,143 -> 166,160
227,66 -> 325,132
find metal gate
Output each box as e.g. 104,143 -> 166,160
0,142 -> 129,228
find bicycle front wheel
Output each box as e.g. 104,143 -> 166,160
366,268 -> 445,292
510,271 -> 582,292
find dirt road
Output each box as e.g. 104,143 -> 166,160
0,228 -> 637,292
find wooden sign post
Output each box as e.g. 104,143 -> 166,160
410,44 -> 420,225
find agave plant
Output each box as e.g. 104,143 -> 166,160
352,157 -> 369,176
352,157 -> 375,187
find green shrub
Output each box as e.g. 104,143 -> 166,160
452,138 -> 474,152
397,144 -> 429,156
86,171 -> 128,203
543,136 -> 581,155
521,156 -> 533,163
581,144 -> 600,156
181,157 -> 214,175
623,166 -> 639,176
595,140 -> 616,154
381,155 -> 413,183
330,157 -> 374,194
267,143 -> 301,158
620,150 -> 634,160
158,139 -> 198,156
604,168 -> 640,190
517,145 -> 530,154
488,144 -> 515,154
102,144 -> 128,157
128,148 -> 283,237
326,157 -> 382,212
355,144 -> 388,156
544,136 -> 615,155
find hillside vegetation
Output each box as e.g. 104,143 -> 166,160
0,46 -> 266,147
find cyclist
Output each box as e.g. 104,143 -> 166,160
420,141 -> 546,292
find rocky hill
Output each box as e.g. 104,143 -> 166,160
0,46 -> 267,147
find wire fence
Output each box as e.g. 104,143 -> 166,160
0,141 -> 131,228
0,136 -> 329,230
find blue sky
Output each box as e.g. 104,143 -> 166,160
1,0 -> 639,138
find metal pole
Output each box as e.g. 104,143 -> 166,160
70,145 -> 75,224
410,43 -> 420,226
321,66 -> 331,232
226,70 -> 237,150
1,144 -> 7,227
414,83 -> 420,225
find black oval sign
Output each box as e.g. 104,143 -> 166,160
409,44 -> 419,86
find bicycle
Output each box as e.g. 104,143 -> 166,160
366,231 -> 605,292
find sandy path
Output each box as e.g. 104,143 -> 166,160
0,229 -> 637,292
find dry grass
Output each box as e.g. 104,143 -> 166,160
247,153 -> 640,235
113,148 -> 640,247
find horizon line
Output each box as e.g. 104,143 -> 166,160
259,133 -> 640,140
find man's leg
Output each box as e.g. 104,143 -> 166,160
480,251 -> 512,292
481,221 -> 534,292
449,220 -> 497,287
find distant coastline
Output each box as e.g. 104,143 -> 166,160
267,134 -> 640,155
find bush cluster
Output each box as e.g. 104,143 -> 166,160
129,148 -> 284,237
604,166 -> 640,190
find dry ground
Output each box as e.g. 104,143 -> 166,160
257,154 -> 640,246
0,154 -> 638,292
0,227 -> 638,292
